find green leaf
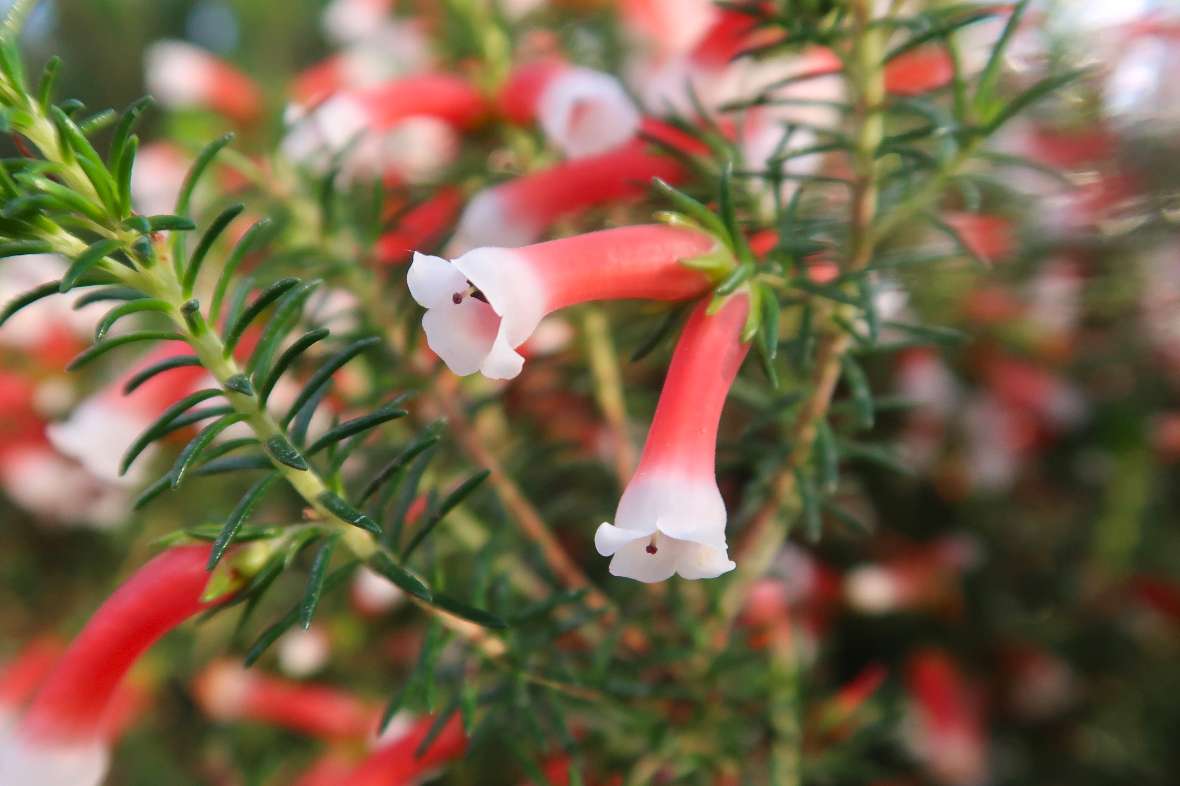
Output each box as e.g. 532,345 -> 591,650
108,95 -> 153,170
836,439 -> 913,474
368,551 -> 432,601
66,330 -> 184,372
650,178 -> 728,240
183,202 -> 245,294
72,286 -> 143,310
795,468 -> 822,543
142,214 -> 197,232
402,470 -> 490,560
414,699 -> 461,758
282,336 -> 380,427
814,419 -> 839,493
357,430 -> 442,504
306,402 -> 408,456
386,446 -> 435,550
265,435 -> 309,471
93,298 -> 171,341
210,217 -> 273,323
60,238 -> 122,292
48,104 -> 118,210
629,305 -> 687,363
208,473 -> 279,570
985,69 -> 1086,134
318,491 -> 382,535
123,354 -> 201,394
299,533 -> 340,630
173,133 -> 234,266
119,389 -> 225,475
222,276 -> 300,356
0,239 -> 53,257
256,327 -> 330,404
841,355 -> 874,430
1,280 -> 60,326
192,454 -> 272,476
113,134 -> 138,217
246,278 -> 322,377
175,133 -> 233,217
170,414 -> 248,489
432,592 -> 508,630
973,0 -> 1030,111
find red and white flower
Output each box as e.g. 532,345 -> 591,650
498,58 -> 640,158
321,0 -> 394,44
193,660 -> 378,742
0,545 -> 233,786
408,225 -> 715,379
595,294 -> 750,582
447,140 -> 686,250
144,41 -> 262,124
0,638 -> 62,733
47,342 -> 209,485
336,713 -> 467,786
903,649 -> 988,786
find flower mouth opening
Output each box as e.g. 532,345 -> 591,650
645,538 -> 659,555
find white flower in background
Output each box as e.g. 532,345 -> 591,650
130,143 -> 190,216
0,255 -> 102,349
276,627 -> 331,678
144,41 -> 262,123
499,59 -> 641,158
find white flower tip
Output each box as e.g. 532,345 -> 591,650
595,523 -> 734,583
380,116 -> 459,183
539,68 -> 641,159
322,0 -> 391,44
45,401 -> 149,486
845,565 -> 900,613
281,94 -> 369,165
409,247 -> 544,380
277,627 -> 330,678
351,565 -> 406,615
448,189 -> 539,253
0,732 -> 109,786
144,41 -> 214,107
193,660 -> 251,719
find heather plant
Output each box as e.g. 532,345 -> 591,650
2,1 -> 1176,785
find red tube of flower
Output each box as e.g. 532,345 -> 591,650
449,140 -> 687,251
339,714 -> 467,786
0,545 -> 232,786
497,58 -> 640,158
193,660 -> 379,741
407,224 -> 716,379
595,294 -> 751,582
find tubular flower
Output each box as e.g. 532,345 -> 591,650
447,140 -> 686,250
595,294 -> 750,582
408,225 -> 716,380
144,41 -> 263,124
375,187 -> 465,265
498,59 -> 641,158
339,714 -> 467,786
193,660 -> 378,741
284,73 -> 485,153
0,638 -> 63,732
0,545 -> 233,786
904,650 -> 988,786
46,342 -> 210,485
